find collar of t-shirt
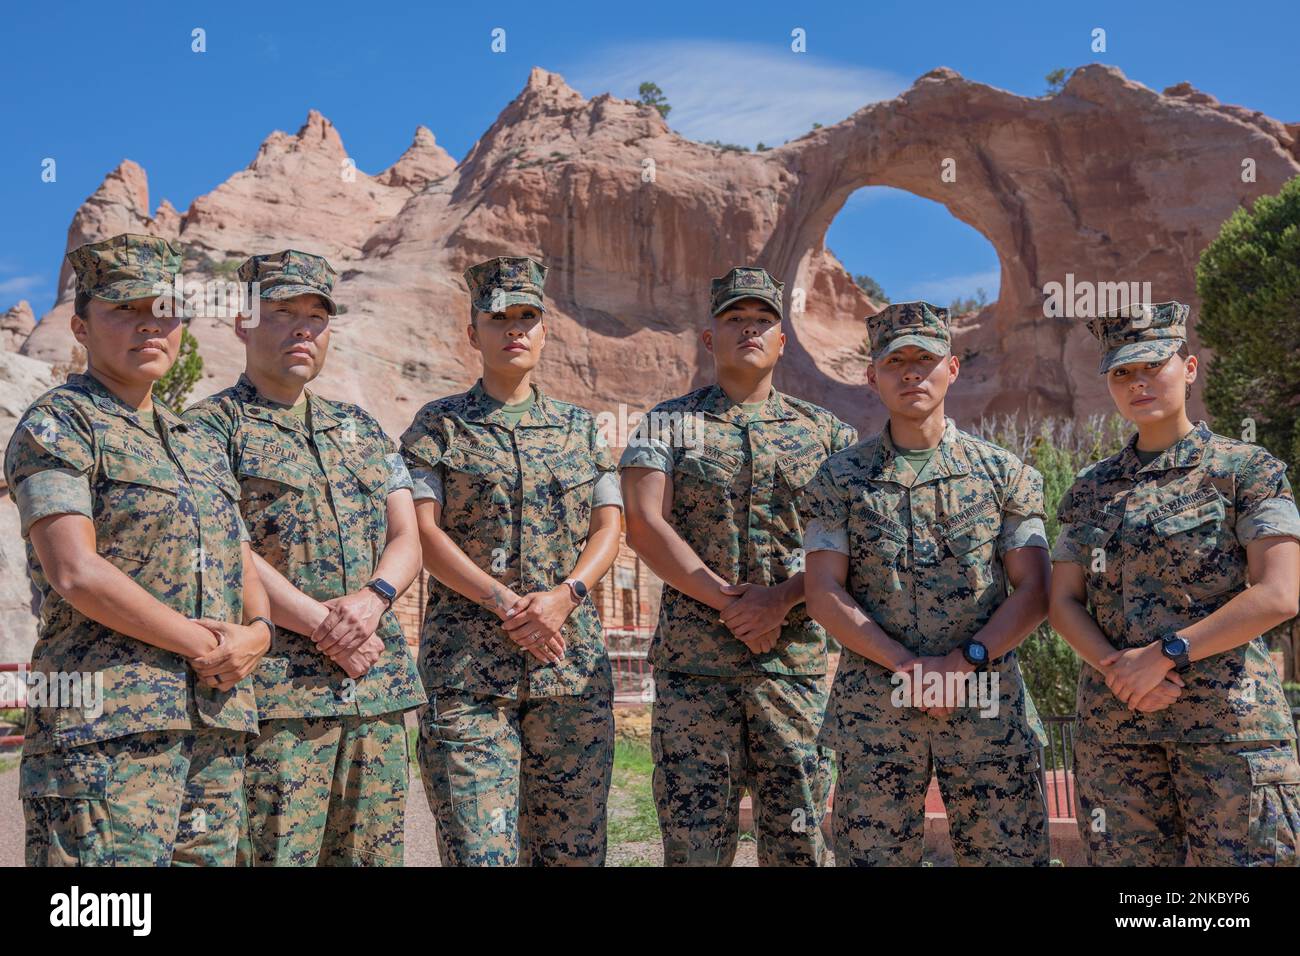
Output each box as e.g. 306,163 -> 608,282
485,391 -> 536,430
895,444 -> 938,485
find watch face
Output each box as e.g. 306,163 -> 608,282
969,643 -> 987,661
572,580 -> 588,599
1166,637 -> 1188,656
370,579 -> 396,601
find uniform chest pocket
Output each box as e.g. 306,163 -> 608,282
848,513 -> 907,602
547,451 -> 599,493
237,450 -> 311,494
776,446 -> 824,491
99,445 -> 178,495
1150,492 -> 1239,601
941,513 -> 1001,596
677,449 -> 740,487
343,450 -> 390,497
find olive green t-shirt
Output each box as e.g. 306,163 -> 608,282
896,445 -> 938,486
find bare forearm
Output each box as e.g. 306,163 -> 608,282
240,544 -> 271,623
1179,581 -> 1297,662
250,550 -> 328,636
627,512 -> 730,611
807,580 -> 913,671
419,523 -> 517,618
969,580 -> 1048,660
566,508 -> 621,592
1047,591 -> 1116,670
373,527 -> 421,598
57,557 -> 215,659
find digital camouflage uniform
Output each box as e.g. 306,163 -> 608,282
400,256 -> 621,866
1054,301 -> 1300,866
183,250 -> 426,867
800,301 -> 1051,867
619,266 -> 856,866
4,234 -> 258,866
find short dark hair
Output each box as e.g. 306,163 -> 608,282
1177,342 -> 1190,358
74,291 -> 91,319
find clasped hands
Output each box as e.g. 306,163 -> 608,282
1098,640 -> 1185,713
718,582 -> 794,656
497,586 -> 576,664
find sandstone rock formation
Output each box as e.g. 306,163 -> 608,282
1,301 -> 34,353
0,351 -> 60,667
15,64 -> 1300,442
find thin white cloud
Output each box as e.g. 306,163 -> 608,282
896,269 -> 1001,304
565,39 -> 908,147
0,274 -> 44,298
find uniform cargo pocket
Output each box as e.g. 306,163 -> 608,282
1244,745 -> 1300,866
20,751 -> 115,866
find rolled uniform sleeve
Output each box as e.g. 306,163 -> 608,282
5,406 -> 96,537
1235,452 -> 1300,546
384,451 -> 413,495
235,510 -> 251,543
618,411 -> 675,474
1050,480 -> 1090,565
998,459 -> 1048,554
400,414 -> 447,505
800,460 -> 849,555
592,418 -> 623,509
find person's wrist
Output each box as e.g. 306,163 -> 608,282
890,650 -> 918,672
187,622 -> 219,658
1148,639 -> 1176,672
948,647 -> 975,675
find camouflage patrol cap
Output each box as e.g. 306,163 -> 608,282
866,300 -> 951,359
464,256 -> 548,314
66,233 -> 182,302
1086,301 -> 1188,374
710,266 -> 784,319
237,250 -> 338,315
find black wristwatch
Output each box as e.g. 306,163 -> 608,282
1160,632 -> 1191,672
563,579 -> 588,605
365,578 -> 397,609
961,639 -> 989,670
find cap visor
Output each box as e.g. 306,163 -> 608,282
472,291 -> 546,314
92,278 -> 175,302
260,283 -> 338,315
874,334 -> 950,360
1098,338 -> 1181,374
712,293 -> 782,318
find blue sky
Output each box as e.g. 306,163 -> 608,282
2,0 -> 1297,319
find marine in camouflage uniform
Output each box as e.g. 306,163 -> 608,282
5,234 -> 259,866
401,256 -> 621,866
800,301 -> 1051,866
1053,302 -> 1300,866
619,267 -> 856,866
183,250 -> 426,866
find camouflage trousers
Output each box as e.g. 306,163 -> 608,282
651,670 -> 831,867
417,686 -> 614,866
21,729 -> 246,867
1074,737 -> 1300,866
240,713 -> 409,867
833,748 -> 1050,866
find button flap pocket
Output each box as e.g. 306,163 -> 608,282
20,753 -> 110,800
238,447 -> 311,491
1244,747 -> 1300,787
859,504 -> 907,547
444,439 -> 511,476
345,452 -> 390,494
1151,491 -> 1225,537
99,444 -> 178,494
1075,506 -> 1122,549
940,494 -> 1000,554
680,446 -> 740,484
547,450 -> 599,490
777,446 -> 824,489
